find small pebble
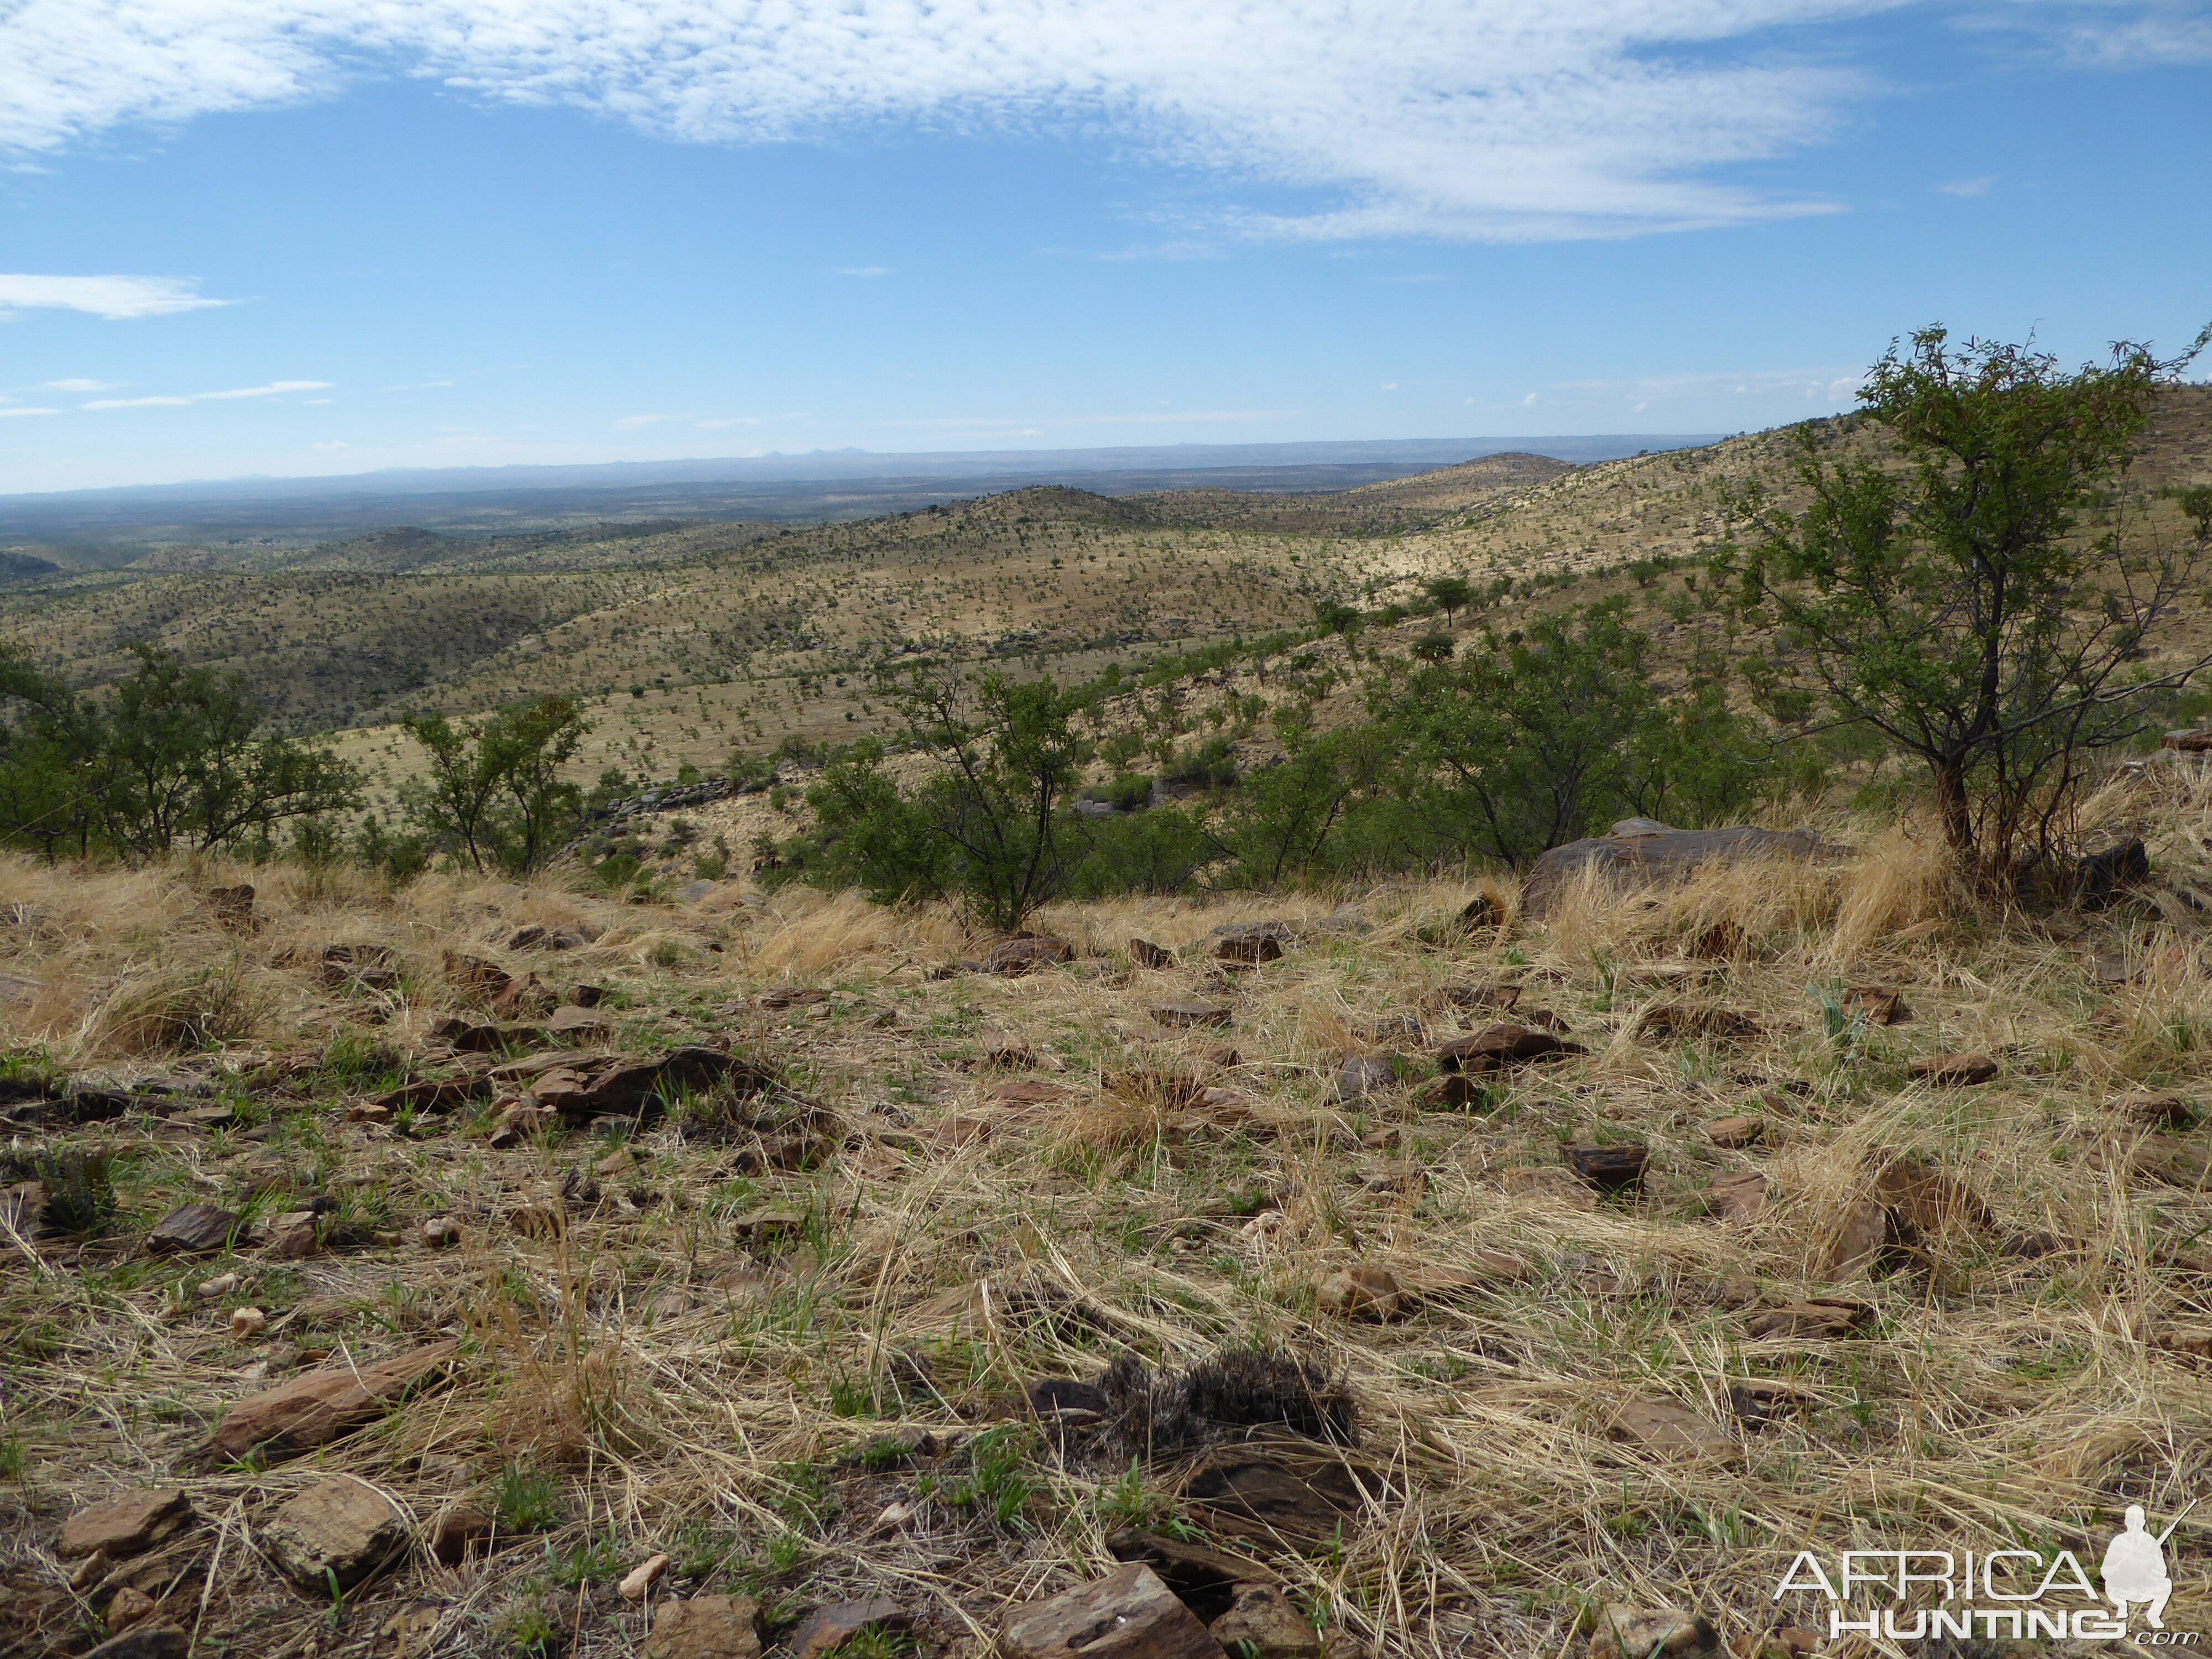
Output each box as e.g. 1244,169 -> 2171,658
230,1306 -> 267,1340
421,1217 -> 461,1248
197,1272 -> 239,1300
618,1552 -> 669,1600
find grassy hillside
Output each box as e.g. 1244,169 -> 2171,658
4,391 -> 2209,805
6,773 -> 2212,1656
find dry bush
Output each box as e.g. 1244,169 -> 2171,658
72,957 -> 263,1058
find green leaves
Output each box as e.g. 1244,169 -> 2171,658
399,695 -> 588,874
1711,324 -> 2211,880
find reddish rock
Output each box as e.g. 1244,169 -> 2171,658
1436,1024 -> 1583,1073
1589,1607 -> 1720,1658
987,936 -> 1073,975
145,1203 -> 239,1255
1208,1584 -> 1318,1659
1707,1172 -> 1770,1224
210,1341 -> 457,1462
1824,1199 -> 1890,1276
1316,1264 -> 1402,1321
59,1489 -> 195,1558
1129,938 -> 1176,969
1565,1143 -> 1648,1193
1001,1564 -> 1225,1659
1909,1051 -> 1999,1086
1704,1114 -> 1764,1149
645,1595 -> 761,1659
1606,1400 -> 1735,1459
428,1503 -> 495,1563
442,951 -> 512,1000
1151,1000 -> 1233,1030
788,1599 -> 907,1659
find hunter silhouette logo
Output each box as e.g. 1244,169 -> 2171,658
2105,1502 -> 2192,1630
1773,1501 -> 2198,1643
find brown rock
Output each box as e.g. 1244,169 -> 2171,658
1316,1264 -> 1402,1321
443,951 -> 513,1000
1746,1298 -> 1871,1339
1502,1166 -> 1595,1207
210,1340 -> 456,1462
1181,1452 -> 1381,1549
1130,938 -> 1176,969
1843,985 -> 1909,1025
1707,1172 -> 1770,1224
2123,1092 -> 2197,1128
1588,1606 -> 1720,1658
267,1211 -> 321,1260
59,1489 -> 195,1558
546,1004 -> 616,1041
1606,1400 -> 1735,1459
1565,1143 -> 1648,1193
229,1306 -> 266,1340
568,983 -> 607,1008
1823,1199 -> 1890,1276
1214,927 -> 1284,966
1104,1531 -> 1265,1606
493,972 -> 557,1020
987,1078 -> 1068,1105
988,936 -> 1074,975
1908,1051 -> 1999,1086
788,1598 -> 907,1659
145,1203 -> 239,1255
645,1594 -> 762,1659
105,1587 -> 159,1633
982,1033 -> 1037,1070
1001,1563 -> 1224,1659
421,1215 -> 461,1248
1208,1584 -> 1318,1659
731,1207 -> 805,1245
1704,1115 -> 1763,1149
1151,999 -> 1233,1030
1437,1024 -> 1583,1073
427,1503 -> 494,1563
758,986 -> 829,1010
261,1477 -> 409,1590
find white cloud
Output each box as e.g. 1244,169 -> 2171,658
696,416 -> 765,428
833,266 -> 893,277
312,440 -> 347,448
1935,174 -> 1996,195
383,378 -> 454,390
1562,366 -> 1869,405
614,413 -> 670,428
1988,0 -> 2212,65
1379,382 -> 1399,390
0,273 -> 227,318
0,405 -> 61,417
82,378 -> 331,409
0,0 -> 1947,242
43,376 -> 115,390
1522,392 -> 1540,407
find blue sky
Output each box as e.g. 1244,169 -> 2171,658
1,0 -> 2208,493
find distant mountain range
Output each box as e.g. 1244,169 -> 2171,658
0,434 -> 1722,547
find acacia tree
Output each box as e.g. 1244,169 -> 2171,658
400,696 -> 588,874
1424,576 -> 1472,625
1714,325 -> 2212,883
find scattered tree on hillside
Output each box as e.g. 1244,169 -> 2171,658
1714,324 -> 2212,884
1424,576 -> 1472,625
399,695 -> 589,874
0,644 -> 361,861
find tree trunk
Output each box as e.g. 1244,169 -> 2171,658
1934,757 -> 1974,857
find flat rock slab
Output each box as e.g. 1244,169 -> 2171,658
263,1478 -> 408,1590
1129,938 -> 1176,969
1607,1399 -> 1735,1459
145,1203 -> 240,1255
1566,1144 -> 1648,1192
1437,1025 -> 1582,1073
1002,1563 -> 1224,1659
59,1488 -> 195,1558
211,1340 -> 456,1462
645,1595 -> 762,1659
988,936 -> 1074,974
789,1599 -> 906,1659
546,1005 -> 616,1040
1909,1051 -> 1999,1086
1208,1583 -> 1318,1659
1522,826 -> 1841,917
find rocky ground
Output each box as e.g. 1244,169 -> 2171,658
7,770 -> 2212,1658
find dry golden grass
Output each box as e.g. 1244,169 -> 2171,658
8,784 -> 2212,1656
